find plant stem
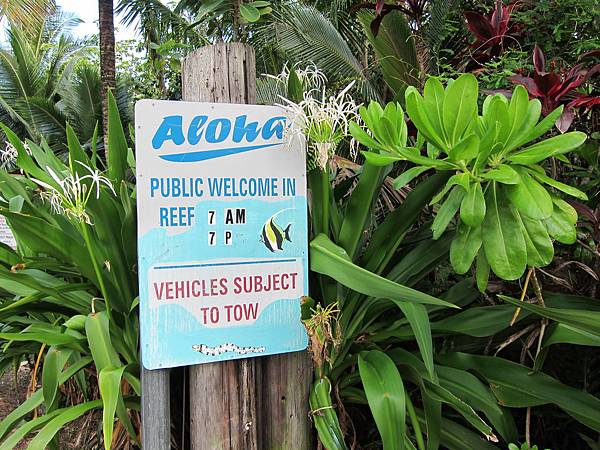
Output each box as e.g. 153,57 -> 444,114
530,269 -> 548,358
80,222 -> 112,321
321,168 -> 330,236
510,267 -> 533,326
406,392 -> 426,450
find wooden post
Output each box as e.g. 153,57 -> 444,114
141,367 -> 170,449
183,43 -> 312,450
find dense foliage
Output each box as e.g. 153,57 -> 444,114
0,1 -> 599,449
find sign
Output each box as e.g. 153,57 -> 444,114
135,100 -> 309,369
0,216 -> 16,249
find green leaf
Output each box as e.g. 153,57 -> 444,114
42,347 -> 73,410
431,186 -> 465,239
26,400 -> 103,450
448,134 -> 479,162
476,248 -> 490,293
99,365 -> 127,450
543,323 -> 600,347
310,378 -> 348,450
508,132 -> 587,164
395,303 -> 436,379
442,74 -> 478,145
405,88 -> 448,151
481,165 -> 521,184
499,295 -> 600,337
310,234 -> 457,308
358,350 -> 406,450
393,166 -> 430,190
544,202 -> 577,244
286,67 -> 303,103
482,183 -> 527,280
439,352 -> 600,432
505,171 -> 553,220
107,90 -> 129,183
350,122 -> 385,151
527,169 -> 588,200
239,4 -> 261,22
514,105 -> 564,147
460,182 -> 486,227
338,162 -> 385,259
361,151 -> 402,166
516,212 -> 554,268
450,221 -> 482,274
423,77 -> 447,144
85,311 -> 121,372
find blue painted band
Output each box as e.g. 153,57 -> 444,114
154,258 -> 297,270
158,142 -> 282,162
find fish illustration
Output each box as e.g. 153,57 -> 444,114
260,215 -> 292,252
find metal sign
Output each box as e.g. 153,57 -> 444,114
135,100 -> 308,369
0,216 -> 16,249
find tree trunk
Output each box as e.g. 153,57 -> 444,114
98,0 -> 116,160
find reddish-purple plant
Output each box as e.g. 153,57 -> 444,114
351,1 -> 427,35
464,0 -> 517,64
509,45 -> 600,132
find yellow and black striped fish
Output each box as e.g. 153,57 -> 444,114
260,217 -> 292,252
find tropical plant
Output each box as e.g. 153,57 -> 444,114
0,92 -> 139,449
463,0 -> 518,66
355,74 -> 588,286
279,68 -> 600,449
509,45 -> 600,132
0,0 -> 55,30
0,13 -> 89,149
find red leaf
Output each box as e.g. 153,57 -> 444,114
555,108 -> 575,133
464,11 -> 494,41
533,45 -> 546,74
375,0 -> 385,15
508,75 -> 543,97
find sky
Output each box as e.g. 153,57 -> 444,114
56,0 -> 139,41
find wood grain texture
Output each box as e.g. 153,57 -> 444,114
183,43 -> 311,450
141,367 -> 171,449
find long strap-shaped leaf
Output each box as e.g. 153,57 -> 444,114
310,234 -> 457,309
337,161 -> 386,260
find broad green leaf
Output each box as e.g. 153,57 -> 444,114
415,411 -> 499,450
405,88 -> 448,151
358,350 -> 406,450
476,248 -> 490,292
482,183 -> 527,280
431,186 -> 465,239
514,105 -> 564,147
99,365 -> 127,450
544,203 -> 577,244
460,182 -> 486,227
239,4 -> 260,22
350,122 -> 386,151
310,234 -> 457,308
423,77 -> 447,143
481,165 -> 521,184
393,166 -> 430,190
505,171 -> 553,220
517,212 -> 554,267
361,151 -> 402,166
450,221 -> 482,274
442,74 -> 479,145
448,134 -> 479,162
432,304 -> 527,337
508,132 -> 587,164
395,303 -> 435,379
504,85 -> 529,148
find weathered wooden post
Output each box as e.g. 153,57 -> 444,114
181,43 -> 312,450
141,367 -> 170,449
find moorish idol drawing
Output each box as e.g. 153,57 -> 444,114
260,211 -> 292,252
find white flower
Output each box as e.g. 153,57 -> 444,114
0,142 -> 17,169
279,81 -> 360,170
263,63 -> 328,92
34,162 -> 116,224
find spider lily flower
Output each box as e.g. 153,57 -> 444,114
34,162 -> 116,224
280,81 -> 359,170
263,63 -> 328,92
0,142 -> 17,169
